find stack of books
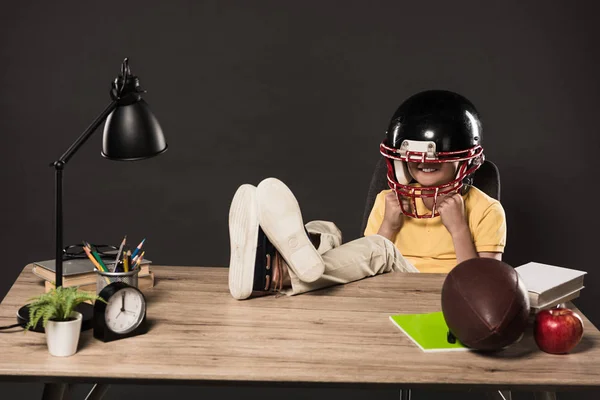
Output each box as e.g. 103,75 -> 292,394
31,258 -> 155,293
515,261 -> 586,311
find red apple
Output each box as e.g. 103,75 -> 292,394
534,307 -> 584,354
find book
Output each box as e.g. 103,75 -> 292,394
44,272 -> 155,293
515,262 -> 586,308
531,288 -> 581,311
32,263 -> 152,287
389,312 -> 470,352
33,258 -> 152,275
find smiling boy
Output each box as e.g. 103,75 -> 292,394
371,89 -> 506,272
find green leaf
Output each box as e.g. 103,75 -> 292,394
23,286 -> 105,332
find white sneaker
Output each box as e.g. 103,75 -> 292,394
256,178 -> 325,283
229,184 -> 286,300
228,184 -> 260,300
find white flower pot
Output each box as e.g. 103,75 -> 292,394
45,311 -> 82,357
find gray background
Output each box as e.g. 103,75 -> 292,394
1,1 -> 598,399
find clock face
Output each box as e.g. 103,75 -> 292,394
104,287 -> 146,334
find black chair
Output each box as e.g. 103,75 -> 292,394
360,158 -> 501,235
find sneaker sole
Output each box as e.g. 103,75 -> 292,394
256,178 -> 324,283
228,184 -> 259,300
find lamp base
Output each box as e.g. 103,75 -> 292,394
17,303 -> 94,333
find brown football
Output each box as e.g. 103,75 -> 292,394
441,258 -> 530,351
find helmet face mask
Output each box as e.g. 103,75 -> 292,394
380,90 -> 485,219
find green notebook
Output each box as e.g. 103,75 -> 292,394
389,312 -> 470,352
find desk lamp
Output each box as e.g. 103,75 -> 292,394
17,58 -> 168,332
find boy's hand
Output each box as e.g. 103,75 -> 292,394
378,192 -> 404,238
437,193 -> 469,236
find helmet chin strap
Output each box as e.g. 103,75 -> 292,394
393,160 -> 412,185
458,161 -> 472,195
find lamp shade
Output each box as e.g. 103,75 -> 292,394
101,99 -> 168,161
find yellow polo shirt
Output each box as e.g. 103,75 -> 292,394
364,187 -> 506,273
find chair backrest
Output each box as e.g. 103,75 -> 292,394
359,158 -> 501,235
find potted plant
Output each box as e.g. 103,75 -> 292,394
25,286 -> 105,357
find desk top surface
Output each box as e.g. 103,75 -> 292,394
0,265 -> 599,390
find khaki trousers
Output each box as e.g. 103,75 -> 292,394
282,220 -> 419,296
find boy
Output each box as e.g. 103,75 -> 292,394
228,90 -> 506,300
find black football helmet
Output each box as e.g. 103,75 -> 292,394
380,90 -> 484,218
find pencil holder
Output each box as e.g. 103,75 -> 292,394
96,269 -> 139,294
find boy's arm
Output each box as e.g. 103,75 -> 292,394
376,191 -> 404,241
447,225 -> 479,264
478,252 -> 502,260
472,201 -> 506,260
437,193 -> 506,264
447,227 -> 502,262
365,190 -> 404,241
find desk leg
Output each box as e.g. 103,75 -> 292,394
84,384 -> 110,400
534,392 -> 557,400
42,383 -> 70,400
485,390 -> 512,400
399,389 -> 411,400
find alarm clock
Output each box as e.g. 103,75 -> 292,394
93,281 -> 148,342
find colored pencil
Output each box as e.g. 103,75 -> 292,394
131,249 -> 144,266
82,243 -> 103,271
90,249 -> 108,271
124,250 -> 130,272
114,235 -> 127,272
133,251 -> 145,270
82,242 -> 111,284
130,238 -> 145,260
83,241 -> 108,271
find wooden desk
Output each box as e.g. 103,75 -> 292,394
1,265 -> 599,397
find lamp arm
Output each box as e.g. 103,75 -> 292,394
51,100 -> 117,288
56,101 -> 118,164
